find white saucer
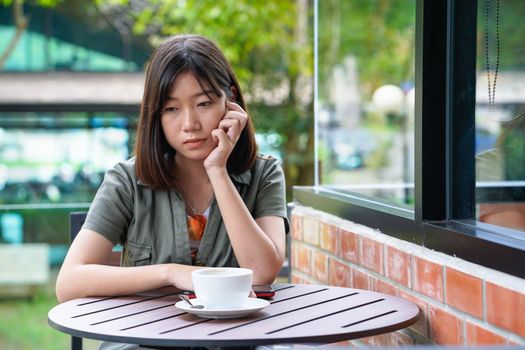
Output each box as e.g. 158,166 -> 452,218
175,297 -> 270,319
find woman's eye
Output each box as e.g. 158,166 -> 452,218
162,107 -> 178,113
197,101 -> 211,108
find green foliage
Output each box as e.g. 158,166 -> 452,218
318,0 -> 415,101
1,0 -> 61,7
477,0 -> 525,70
131,0 -> 306,94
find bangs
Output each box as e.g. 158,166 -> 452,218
188,62 -> 229,99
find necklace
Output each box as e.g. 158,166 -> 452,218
183,194 -> 213,217
176,182 -> 214,217
176,186 -> 213,245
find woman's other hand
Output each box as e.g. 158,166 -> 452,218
203,100 -> 248,172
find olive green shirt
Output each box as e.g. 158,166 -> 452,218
83,155 -> 289,269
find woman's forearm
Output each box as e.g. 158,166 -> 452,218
208,168 -> 284,283
56,263 -> 197,303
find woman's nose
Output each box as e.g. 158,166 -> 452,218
181,109 -> 201,131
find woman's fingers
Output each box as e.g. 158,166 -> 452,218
225,100 -> 244,113
218,118 -> 241,142
210,128 -> 230,150
224,101 -> 248,131
204,100 -> 248,170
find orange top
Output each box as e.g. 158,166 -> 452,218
187,212 -> 208,264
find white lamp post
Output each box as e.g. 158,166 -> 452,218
372,84 -> 405,115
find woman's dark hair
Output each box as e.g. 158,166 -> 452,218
134,34 -> 257,190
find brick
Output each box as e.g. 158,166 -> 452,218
313,251 -> 329,283
329,258 -> 351,287
385,246 -> 411,288
352,268 -> 370,290
340,229 -> 359,263
412,256 -> 444,302
302,217 -> 320,246
466,322 -> 506,345
445,267 -> 483,318
291,273 -> 302,284
388,331 -> 416,346
361,334 -> 388,346
291,241 -> 298,269
294,243 -> 311,275
486,282 -> 525,337
325,340 -> 352,348
359,237 -> 383,274
399,291 -> 429,337
372,277 -> 397,296
291,213 -> 303,241
291,272 -> 314,285
320,222 -> 339,254
429,305 -> 463,345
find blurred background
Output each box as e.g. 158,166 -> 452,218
0,1 -> 313,348
1,0 -> 524,348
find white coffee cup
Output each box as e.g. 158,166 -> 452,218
192,267 -> 253,309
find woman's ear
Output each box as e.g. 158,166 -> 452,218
227,86 -> 238,101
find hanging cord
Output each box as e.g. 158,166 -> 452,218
484,0 -> 524,121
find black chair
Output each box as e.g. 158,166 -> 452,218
69,212 -> 87,350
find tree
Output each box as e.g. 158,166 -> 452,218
0,0 -> 61,69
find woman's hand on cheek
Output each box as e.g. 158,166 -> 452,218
203,101 -> 247,172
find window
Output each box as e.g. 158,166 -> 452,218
0,27 -> 139,72
0,112 -> 133,258
0,4 -> 149,72
317,0 -> 416,209
296,0 -> 525,278
475,0 -> 525,234
0,112 -> 132,205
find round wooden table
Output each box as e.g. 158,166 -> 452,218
48,284 -> 420,348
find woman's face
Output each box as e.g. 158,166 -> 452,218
160,71 -> 227,163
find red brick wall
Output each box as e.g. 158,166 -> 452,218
290,205 -> 525,346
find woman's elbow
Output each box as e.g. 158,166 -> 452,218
253,260 -> 284,284
55,269 -> 80,303
55,273 -> 70,303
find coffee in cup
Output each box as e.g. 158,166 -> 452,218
192,267 -> 253,309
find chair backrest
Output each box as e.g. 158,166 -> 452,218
68,212 -> 87,350
69,212 -> 87,242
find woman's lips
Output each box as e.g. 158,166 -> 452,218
184,138 -> 206,149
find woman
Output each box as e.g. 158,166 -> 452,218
55,34 -> 288,307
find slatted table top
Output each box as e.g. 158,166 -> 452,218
48,284 -> 420,348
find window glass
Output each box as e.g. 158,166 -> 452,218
316,0 -> 416,208
0,112 -> 132,205
0,113 -> 132,258
475,0 -> 525,232
0,27 -> 138,71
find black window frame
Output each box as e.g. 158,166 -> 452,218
297,0 -> 525,279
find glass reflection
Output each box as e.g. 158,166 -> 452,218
317,0 -> 416,207
475,0 -> 525,232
